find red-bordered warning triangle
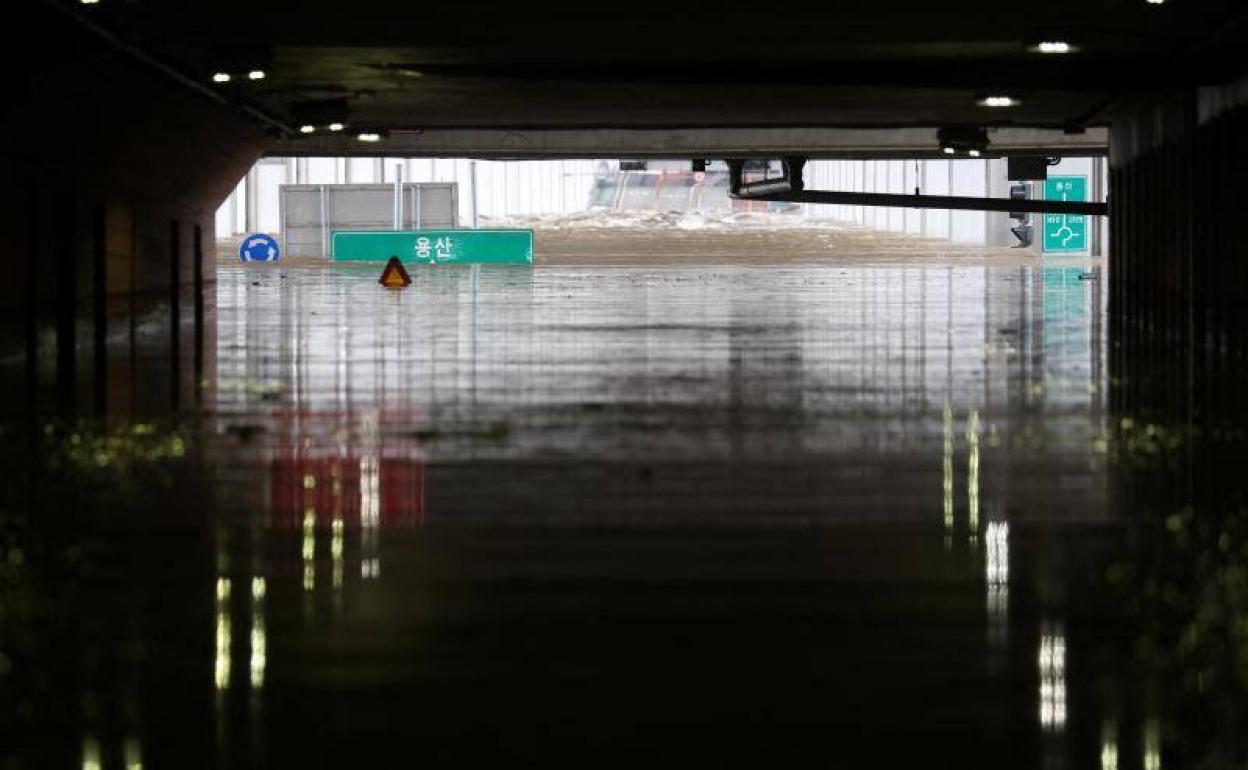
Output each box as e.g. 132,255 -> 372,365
379,257 -> 412,289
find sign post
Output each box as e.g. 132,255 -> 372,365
331,230 -> 534,265
1042,176 -> 1088,254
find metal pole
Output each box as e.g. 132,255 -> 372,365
919,160 -> 928,235
244,165 -> 259,233
1092,158 -> 1105,257
319,184 -> 328,258
394,164 -> 403,229
470,160 -> 479,229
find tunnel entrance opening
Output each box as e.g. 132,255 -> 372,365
215,154 -> 1110,267
197,149 -> 1119,768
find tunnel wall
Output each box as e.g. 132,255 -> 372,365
1108,79 -> 1248,425
0,4 -> 269,420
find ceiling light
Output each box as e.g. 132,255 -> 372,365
291,98 -> 351,136
978,95 -> 1021,108
300,125 -> 316,134
248,70 -> 266,80
1145,0 -> 1164,4
938,125 -> 990,157
1035,41 -> 1074,54
212,72 -> 232,83
357,132 -> 383,143
80,0 -> 100,4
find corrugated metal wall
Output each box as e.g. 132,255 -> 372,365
805,159 -> 991,243
217,159 -> 610,235
280,183 -> 457,257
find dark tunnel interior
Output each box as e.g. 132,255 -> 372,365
2,1 -> 1248,767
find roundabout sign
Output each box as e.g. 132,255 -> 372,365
239,233 -> 281,262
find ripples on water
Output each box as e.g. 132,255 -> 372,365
4,261 -> 1246,768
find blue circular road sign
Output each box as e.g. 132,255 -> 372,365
239,233 -> 281,262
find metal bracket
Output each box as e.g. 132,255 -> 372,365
732,188 -> 1107,217
727,157 -> 808,197
727,153 -> 1106,215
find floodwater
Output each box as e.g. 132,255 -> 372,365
4,243 -> 1246,768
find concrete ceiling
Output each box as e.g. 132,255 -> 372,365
55,0 -> 1248,147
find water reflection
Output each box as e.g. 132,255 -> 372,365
250,577 -> 266,690
201,262 -> 1116,763
1101,720 -> 1118,770
214,577 -> 231,691
986,520 -> 1008,648
943,401 -> 954,537
301,508 -> 315,592
967,408 -> 980,543
81,736 -> 101,770
123,736 -> 142,770
10,257 -> 1198,768
1039,624 -> 1067,732
1144,718 -> 1162,770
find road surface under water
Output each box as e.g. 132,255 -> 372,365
4,247 -> 1245,768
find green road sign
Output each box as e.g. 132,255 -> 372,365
331,229 -> 534,265
1042,176 -> 1088,253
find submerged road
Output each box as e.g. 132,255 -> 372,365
5,240 -> 1241,768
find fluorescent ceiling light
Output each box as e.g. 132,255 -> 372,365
328,123 -> 345,132
212,72 -> 232,83
248,70 -> 266,80
357,133 -> 383,143
978,95 -> 1021,108
300,125 -> 316,134
1035,41 -> 1074,54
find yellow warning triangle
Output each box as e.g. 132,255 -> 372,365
379,257 -> 412,289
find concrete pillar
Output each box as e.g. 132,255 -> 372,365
91,203 -> 106,415
1109,80 -> 1248,427
0,2 -> 269,420
169,220 -> 181,409
470,161 -> 479,228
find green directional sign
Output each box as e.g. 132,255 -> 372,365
331,229 -> 534,265
1042,176 -> 1088,254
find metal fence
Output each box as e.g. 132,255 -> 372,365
280,183 -> 458,258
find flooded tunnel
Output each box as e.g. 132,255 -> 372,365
2,1 -> 1248,767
